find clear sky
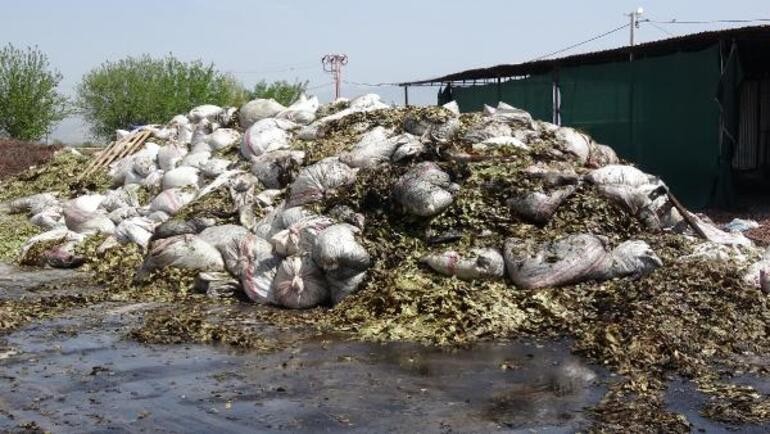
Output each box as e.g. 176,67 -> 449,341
2,0 -> 768,142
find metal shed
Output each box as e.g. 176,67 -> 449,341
401,25 -> 770,209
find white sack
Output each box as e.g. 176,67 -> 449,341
422,248 -> 505,281
272,255 -> 329,309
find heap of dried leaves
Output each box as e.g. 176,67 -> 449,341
293,106 -> 454,164
306,108 -> 770,428
0,150 -> 110,263
0,150 -> 110,203
174,188 -> 238,223
131,304 -> 277,349
0,106 -> 768,431
0,213 -> 40,262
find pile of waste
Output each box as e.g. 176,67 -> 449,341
1,93 -> 769,430
0,139 -> 63,180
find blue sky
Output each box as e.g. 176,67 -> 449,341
2,0 -> 768,142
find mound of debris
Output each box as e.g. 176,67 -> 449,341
1,94 -> 769,430
0,139 -> 63,181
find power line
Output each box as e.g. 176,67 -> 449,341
646,21 -> 675,37
343,80 -> 399,87
306,81 -> 335,90
649,18 -> 770,25
227,62 -> 317,75
525,16 -> 770,63
638,16 -> 770,41
229,66 -> 317,75
530,23 -> 630,61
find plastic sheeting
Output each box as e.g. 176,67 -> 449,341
443,45 -> 731,209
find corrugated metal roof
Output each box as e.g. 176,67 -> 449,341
400,24 -> 770,85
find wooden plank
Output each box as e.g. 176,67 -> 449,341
111,132 -> 150,169
111,135 -> 140,162
104,134 -> 137,162
81,133 -> 133,175
114,130 -> 150,161
102,130 -> 146,161
667,192 -> 708,240
107,130 -> 151,166
82,141 -> 118,175
79,129 -> 151,180
82,141 -> 115,169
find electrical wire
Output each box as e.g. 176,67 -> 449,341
530,23 -> 631,61
526,16 -> 769,63
638,16 -> 770,41
649,18 -> 770,25
400,16 -> 770,87
227,62 -> 317,75
306,81 -> 335,90
645,21 -> 675,37
343,80 -> 400,87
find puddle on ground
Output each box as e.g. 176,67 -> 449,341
0,299 -> 610,433
3,262 -> 760,432
665,376 -> 769,434
0,264 -> 84,300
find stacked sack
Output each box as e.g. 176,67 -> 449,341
12,91 -> 768,310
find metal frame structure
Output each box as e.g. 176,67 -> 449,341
322,54 -> 349,100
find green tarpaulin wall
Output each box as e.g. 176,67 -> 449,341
445,45 -> 732,208
448,75 -> 553,122
446,82 -> 497,111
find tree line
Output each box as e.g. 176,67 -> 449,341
0,44 -> 308,141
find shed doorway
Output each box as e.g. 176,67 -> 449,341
731,36 -> 770,199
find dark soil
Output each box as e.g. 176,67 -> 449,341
0,140 -> 62,180
705,198 -> 770,245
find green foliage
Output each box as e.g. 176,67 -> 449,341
76,54 -> 247,138
174,188 -> 237,223
249,80 -> 307,106
0,44 -> 67,140
0,150 -> 109,202
0,213 -> 40,262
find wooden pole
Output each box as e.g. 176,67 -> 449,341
667,191 -> 708,240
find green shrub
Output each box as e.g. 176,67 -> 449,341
76,54 -> 247,138
0,44 -> 68,141
250,80 -> 308,106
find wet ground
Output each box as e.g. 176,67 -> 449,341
0,263 -> 767,433
665,377 -> 770,434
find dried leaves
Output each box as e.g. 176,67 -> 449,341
590,381 -> 690,433
131,304 -> 276,349
326,259 -> 528,345
0,213 -> 40,262
2,106 -> 769,430
699,376 -> 770,424
174,188 -> 237,222
0,151 -> 110,203
0,292 -> 99,333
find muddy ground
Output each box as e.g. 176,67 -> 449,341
0,264 -> 767,433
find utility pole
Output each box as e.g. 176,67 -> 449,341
321,54 -> 348,100
627,7 -> 644,60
